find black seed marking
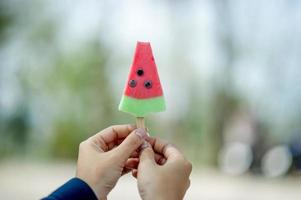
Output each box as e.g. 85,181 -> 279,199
129,79 -> 137,87
137,68 -> 144,76
144,80 -> 152,89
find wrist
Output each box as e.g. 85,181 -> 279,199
76,176 -> 106,200
144,190 -> 182,200
88,181 -> 108,200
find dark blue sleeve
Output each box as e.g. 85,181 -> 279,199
42,178 -> 98,200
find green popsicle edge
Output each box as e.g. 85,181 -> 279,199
119,95 -> 166,117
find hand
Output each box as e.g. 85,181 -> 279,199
76,125 -> 147,200
136,137 -> 192,200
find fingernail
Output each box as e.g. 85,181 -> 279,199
135,128 -> 147,139
160,158 -> 166,165
140,141 -> 150,150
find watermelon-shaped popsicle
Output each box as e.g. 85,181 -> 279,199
119,42 -> 165,117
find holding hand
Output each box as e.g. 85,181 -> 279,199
75,124 -> 192,200
76,125 -> 147,200
136,137 -> 192,200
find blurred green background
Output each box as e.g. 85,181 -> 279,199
0,0 -> 301,199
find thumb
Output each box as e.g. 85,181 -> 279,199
139,141 -> 155,166
114,128 -> 147,161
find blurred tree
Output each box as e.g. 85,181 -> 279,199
0,1 -> 13,43
48,40 -> 115,159
0,0 -> 116,159
197,0 -> 242,165
0,1 -> 31,159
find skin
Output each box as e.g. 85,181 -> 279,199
136,137 -> 192,200
76,124 -> 192,200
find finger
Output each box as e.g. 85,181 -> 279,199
131,151 -> 164,163
186,179 -> 191,190
122,158 -> 139,175
124,158 -> 139,169
114,128 -> 147,162
131,150 -> 163,163
106,144 -> 140,158
139,141 -> 155,166
117,138 -> 125,145
154,153 -> 167,165
90,124 -> 136,151
146,137 -> 183,161
130,150 -> 139,158
132,169 -> 138,178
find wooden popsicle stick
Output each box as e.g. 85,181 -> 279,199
136,117 -> 145,129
